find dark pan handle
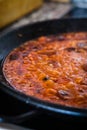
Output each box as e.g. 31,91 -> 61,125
0,109 -> 39,124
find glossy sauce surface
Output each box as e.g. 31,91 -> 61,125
3,32 -> 87,109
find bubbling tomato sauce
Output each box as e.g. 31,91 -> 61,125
3,32 -> 87,109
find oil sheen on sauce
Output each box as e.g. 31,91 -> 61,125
3,32 -> 87,109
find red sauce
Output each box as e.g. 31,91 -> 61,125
3,32 -> 87,109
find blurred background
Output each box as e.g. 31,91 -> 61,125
0,0 -> 87,31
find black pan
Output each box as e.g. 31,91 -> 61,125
0,18 -> 87,123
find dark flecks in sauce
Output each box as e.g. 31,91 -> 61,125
82,64 -> 87,72
19,46 -> 25,51
81,78 -> 87,85
79,88 -> 85,93
65,47 -> 76,52
43,76 -> 50,81
32,46 -> 39,50
9,53 -> 19,61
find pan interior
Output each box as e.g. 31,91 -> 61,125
2,31 -> 87,110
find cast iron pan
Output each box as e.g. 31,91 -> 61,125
0,18 -> 87,124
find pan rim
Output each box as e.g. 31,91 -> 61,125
1,17 -> 87,38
